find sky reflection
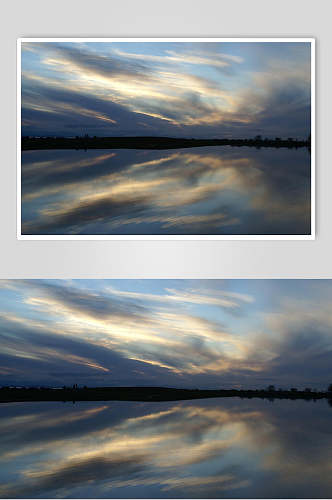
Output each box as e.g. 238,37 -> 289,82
0,398 -> 331,498
21,147 -> 311,235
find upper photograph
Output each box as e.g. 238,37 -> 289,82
18,38 -> 315,239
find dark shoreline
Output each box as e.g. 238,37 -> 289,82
21,136 -> 311,151
0,386 -> 329,403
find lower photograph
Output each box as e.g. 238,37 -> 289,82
0,279 -> 332,499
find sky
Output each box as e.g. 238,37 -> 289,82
0,279 -> 331,390
21,41 -> 311,139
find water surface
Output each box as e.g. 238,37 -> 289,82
21,147 -> 311,235
0,398 -> 331,498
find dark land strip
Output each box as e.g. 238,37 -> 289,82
0,386 -> 330,404
22,136 -> 311,151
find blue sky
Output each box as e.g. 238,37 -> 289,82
21,41 -> 311,138
0,279 -> 331,389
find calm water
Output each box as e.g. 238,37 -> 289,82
21,147 -> 311,235
0,398 -> 331,498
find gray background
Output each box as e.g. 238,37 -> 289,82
0,0 -> 329,278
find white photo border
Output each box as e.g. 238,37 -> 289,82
17,37 -> 316,241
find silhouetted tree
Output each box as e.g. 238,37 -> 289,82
267,385 -> 275,392
328,384 -> 332,393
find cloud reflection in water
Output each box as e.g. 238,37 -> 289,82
0,398 -> 331,498
21,147 -> 310,235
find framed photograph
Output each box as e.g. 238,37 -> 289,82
17,38 -> 315,239
1,278 -> 331,498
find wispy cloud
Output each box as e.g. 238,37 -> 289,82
107,286 -> 253,308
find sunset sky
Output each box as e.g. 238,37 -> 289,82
1,280 -> 331,389
21,41 -> 311,139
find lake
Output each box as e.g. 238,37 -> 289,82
0,397 -> 331,498
21,147 -> 311,235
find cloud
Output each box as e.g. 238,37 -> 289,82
0,312 -> 185,388
24,42 -> 151,80
21,41 -> 311,138
0,280 -> 255,384
107,286 -> 254,309
248,298 -> 332,387
1,280 -> 332,390
113,47 -> 244,69
22,77 -> 172,136
13,279 -> 148,321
